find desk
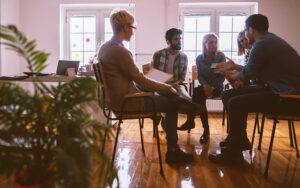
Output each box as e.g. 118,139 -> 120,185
0,75 -> 83,82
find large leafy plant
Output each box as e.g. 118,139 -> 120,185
0,25 -> 117,187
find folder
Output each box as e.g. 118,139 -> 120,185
145,68 -> 173,83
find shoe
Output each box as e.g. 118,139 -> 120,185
208,147 -> 244,165
166,145 -> 194,163
200,128 -> 209,144
177,119 -> 195,131
219,137 -> 252,151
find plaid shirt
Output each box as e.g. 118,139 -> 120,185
151,48 -> 188,82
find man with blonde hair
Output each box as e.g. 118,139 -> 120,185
98,9 -> 201,163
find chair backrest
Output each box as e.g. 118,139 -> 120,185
93,62 -> 108,109
142,63 -> 150,75
192,65 -> 198,81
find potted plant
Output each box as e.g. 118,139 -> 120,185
0,25 -> 118,187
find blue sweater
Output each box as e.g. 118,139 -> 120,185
238,32 -> 300,94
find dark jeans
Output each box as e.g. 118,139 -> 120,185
192,85 -> 222,128
223,86 -> 300,148
221,85 -> 267,135
144,94 -> 199,148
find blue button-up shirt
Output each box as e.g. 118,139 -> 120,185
238,32 -> 300,94
196,52 -> 226,89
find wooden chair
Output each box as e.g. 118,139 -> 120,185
251,94 -> 300,177
189,65 -> 227,132
93,62 -> 164,176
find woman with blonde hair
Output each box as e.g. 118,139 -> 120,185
178,33 -> 226,144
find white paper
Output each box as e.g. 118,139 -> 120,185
145,68 -> 173,83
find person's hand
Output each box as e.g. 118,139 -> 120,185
203,84 -> 213,98
214,60 -> 235,74
225,70 -> 239,81
233,79 -> 244,89
169,86 -> 177,94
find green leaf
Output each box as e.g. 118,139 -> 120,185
0,33 -> 17,43
24,40 -> 36,49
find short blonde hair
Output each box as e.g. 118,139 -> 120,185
202,33 -> 220,55
110,9 -> 134,35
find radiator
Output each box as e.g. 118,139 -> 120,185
206,99 -> 223,112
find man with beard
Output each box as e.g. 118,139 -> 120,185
151,28 -> 188,86
209,14 -> 300,164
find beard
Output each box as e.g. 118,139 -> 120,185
171,44 -> 181,50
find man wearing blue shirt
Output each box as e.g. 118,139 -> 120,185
209,14 -> 300,164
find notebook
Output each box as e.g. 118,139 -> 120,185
56,60 -> 80,75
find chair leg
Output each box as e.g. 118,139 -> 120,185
140,118 -> 144,129
102,130 -> 108,153
139,118 -> 145,153
251,116 -> 257,146
291,120 -> 299,158
112,121 -> 122,164
288,120 -> 294,147
154,117 -> 164,176
255,112 -> 261,134
101,117 -> 111,152
258,114 -> 265,150
222,106 -> 226,126
264,119 -> 277,178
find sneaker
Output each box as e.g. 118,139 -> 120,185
208,147 -> 244,165
219,137 -> 252,151
166,145 -> 194,163
177,119 -> 195,131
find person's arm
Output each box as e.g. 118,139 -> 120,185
238,41 -> 266,83
178,53 -> 188,81
118,48 -> 174,94
212,53 -> 226,88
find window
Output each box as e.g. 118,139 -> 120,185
180,3 -> 257,66
60,5 -> 135,66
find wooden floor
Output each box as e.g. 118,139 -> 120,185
1,113 -> 300,187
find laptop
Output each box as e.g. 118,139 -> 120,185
56,60 -> 80,75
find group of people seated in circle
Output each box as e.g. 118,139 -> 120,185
98,10 -> 300,164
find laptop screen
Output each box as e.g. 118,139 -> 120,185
56,60 -> 80,75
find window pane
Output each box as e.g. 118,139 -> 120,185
233,16 -> 246,32
219,33 -> 232,52
196,33 -> 209,52
70,17 -> 83,33
219,16 -> 232,32
84,52 -> 96,65
84,34 -> 96,51
184,51 -> 196,64
71,34 -> 83,51
71,52 -> 83,64
197,16 -> 210,32
223,51 -> 231,58
184,16 -> 197,32
104,17 -> 113,33
184,33 -> 196,51
232,32 -> 239,51
105,33 -> 113,42
84,16 -> 96,33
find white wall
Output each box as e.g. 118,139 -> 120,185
0,0 -> 20,76
1,0 -> 300,74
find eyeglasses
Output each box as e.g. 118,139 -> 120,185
128,25 -> 137,30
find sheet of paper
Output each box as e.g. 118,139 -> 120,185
145,68 -> 173,83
